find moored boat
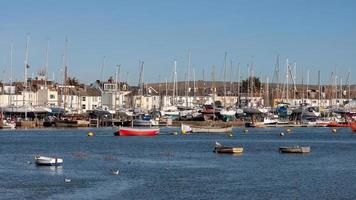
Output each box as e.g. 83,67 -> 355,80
35,155 -> 63,166
190,125 -> 232,133
214,142 -> 243,154
181,123 -> 192,134
113,127 -> 159,136
132,119 -> 159,126
279,146 -> 310,153
327,121 -> 351,127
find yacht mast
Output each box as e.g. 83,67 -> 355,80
115,64 -> 121,111
286,59 -> 289,102
63,37 -> 68,112
172,60 -> 177,106
24,34 -> 30,120
9,43 -> 13,107
237,63 -> 241,106
186,50 -> 191,107
223,52 -> 227,107
193,67 -> 196,98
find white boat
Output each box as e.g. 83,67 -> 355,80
181,123 -> 192,134
236,108 -> 244,115
132,119 -> 159,126
1,119 -> 16,129
3,106 -> 51,113
160,106 -> 180,117
220,109 -> 236,117
35,155 -> 63,166
263,117 -> 278,125
187,124 -> 233,133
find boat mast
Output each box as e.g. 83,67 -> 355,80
138,61 -> 144,96
202,68 -> 205,96
223,52 -> 227,107
286,59 -> 289,102
193,67 -> 196,98
306,69 -> 309,104
230,60 -> 233,97
272,54 -> 280,102
265,76 -> 269,107
24,34 -> 30,120
211,65 -> 216,103
45,40 -> 49,88
318,70 -> 321,109
172,60 -> 177,106
9,43 -> 13,107
247,64 -> 250,102
63,37 -> 68,112
186,50 -> 191,107
115,64 -> 121,112
237,63 -> 241,107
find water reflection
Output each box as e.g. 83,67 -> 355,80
36,165 -> 63,175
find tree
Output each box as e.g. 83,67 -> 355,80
241,76 -> 261,94
66,77 -> 80,86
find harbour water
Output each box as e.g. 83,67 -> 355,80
1,127 -> 356,199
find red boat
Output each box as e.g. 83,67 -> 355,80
113,127 -> 159,136
327,121 -> 351,127
351,122 -> 356,132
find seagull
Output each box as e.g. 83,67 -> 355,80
64,178 -> 71,183
111,169 -> 119,175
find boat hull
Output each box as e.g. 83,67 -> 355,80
279,146 -> 310,153
351,122 -> 356,132
214,146 -> 243,154
114,127 -> 159,136
327,122 -> 351,127
191,126 -> 232,133
35,156 -> 63,166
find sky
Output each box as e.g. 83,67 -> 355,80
0,0 -> 355,85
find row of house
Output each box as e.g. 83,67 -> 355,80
0,76 -> 353,114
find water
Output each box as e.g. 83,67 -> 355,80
1,127 -> 356,199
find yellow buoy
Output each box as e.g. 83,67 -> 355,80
87,132 -> 94,137
181,130 -> 186,134
332,128 -> 337,133
286,128 -> 291,133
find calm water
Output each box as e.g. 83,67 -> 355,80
1,127 -> 356,199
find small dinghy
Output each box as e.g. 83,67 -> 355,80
213,142 -> 243,154
113,127 -> 159,136
35,155 -> 63,166
279,146 -> 310,153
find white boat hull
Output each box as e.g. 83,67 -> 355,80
35,156 -> 63,166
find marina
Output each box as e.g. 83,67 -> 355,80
1,127 -> 356,199
1,0 -> 356,199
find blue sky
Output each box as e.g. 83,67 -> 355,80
0,0 -> 355,85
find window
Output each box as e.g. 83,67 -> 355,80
82,97 -> 86,101
82,104 -> 86,109
50,94 -> 55,99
